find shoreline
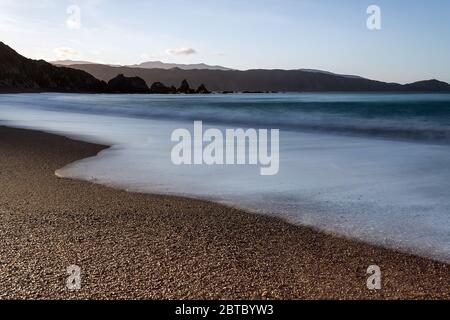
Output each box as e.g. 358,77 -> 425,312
0,125 -> 448,299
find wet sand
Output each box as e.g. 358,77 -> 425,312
0,126 -> 448,299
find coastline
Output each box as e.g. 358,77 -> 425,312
0,125 -> 448,299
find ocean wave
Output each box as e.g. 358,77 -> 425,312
2,92 -> 450,143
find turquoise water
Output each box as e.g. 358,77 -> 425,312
1,93 -> 449,262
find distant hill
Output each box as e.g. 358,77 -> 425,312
67,63 -> 450,93
51,60 -> 121,67
129,61 -> 232,71
51,60 -> 98,66
299,69 -> 364,79
51,60 -> 232,71
0,42 -> 107,93
403,79 -> 450,92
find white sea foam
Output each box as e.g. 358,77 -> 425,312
1,93 -> 449,263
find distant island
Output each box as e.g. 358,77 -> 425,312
1,41 -> 450,93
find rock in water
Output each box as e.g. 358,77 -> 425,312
107,74 -> 149,93
177,79 -> 196,94
150,82 -> 177,94
196,84 -> 210,94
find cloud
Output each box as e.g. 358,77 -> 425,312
66,5 -> 82,30
53,47 -> 80,60
166,47 -> 197,56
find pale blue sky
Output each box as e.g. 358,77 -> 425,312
1,0 -> 449,83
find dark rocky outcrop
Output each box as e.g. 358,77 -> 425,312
150,82 -> 177,94
107,74 -> 149,93
196,84 -> 210,94
150,81 -> 210,94
177,79 -> 196,94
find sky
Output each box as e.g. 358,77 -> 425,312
0,0 -> 449,84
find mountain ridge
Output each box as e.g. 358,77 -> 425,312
2,42 -> 450,93
51,60 -> 232,71
130,61 -> 232,71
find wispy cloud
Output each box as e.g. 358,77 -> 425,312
166,47 -> 197,56
53,47 -> 80,60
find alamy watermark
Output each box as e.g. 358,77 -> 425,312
367,5 -> 382,30
66,5 -> 81,30
366,265 -> 382,290
66,265 -> 81,291
171,121 -> 280,176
